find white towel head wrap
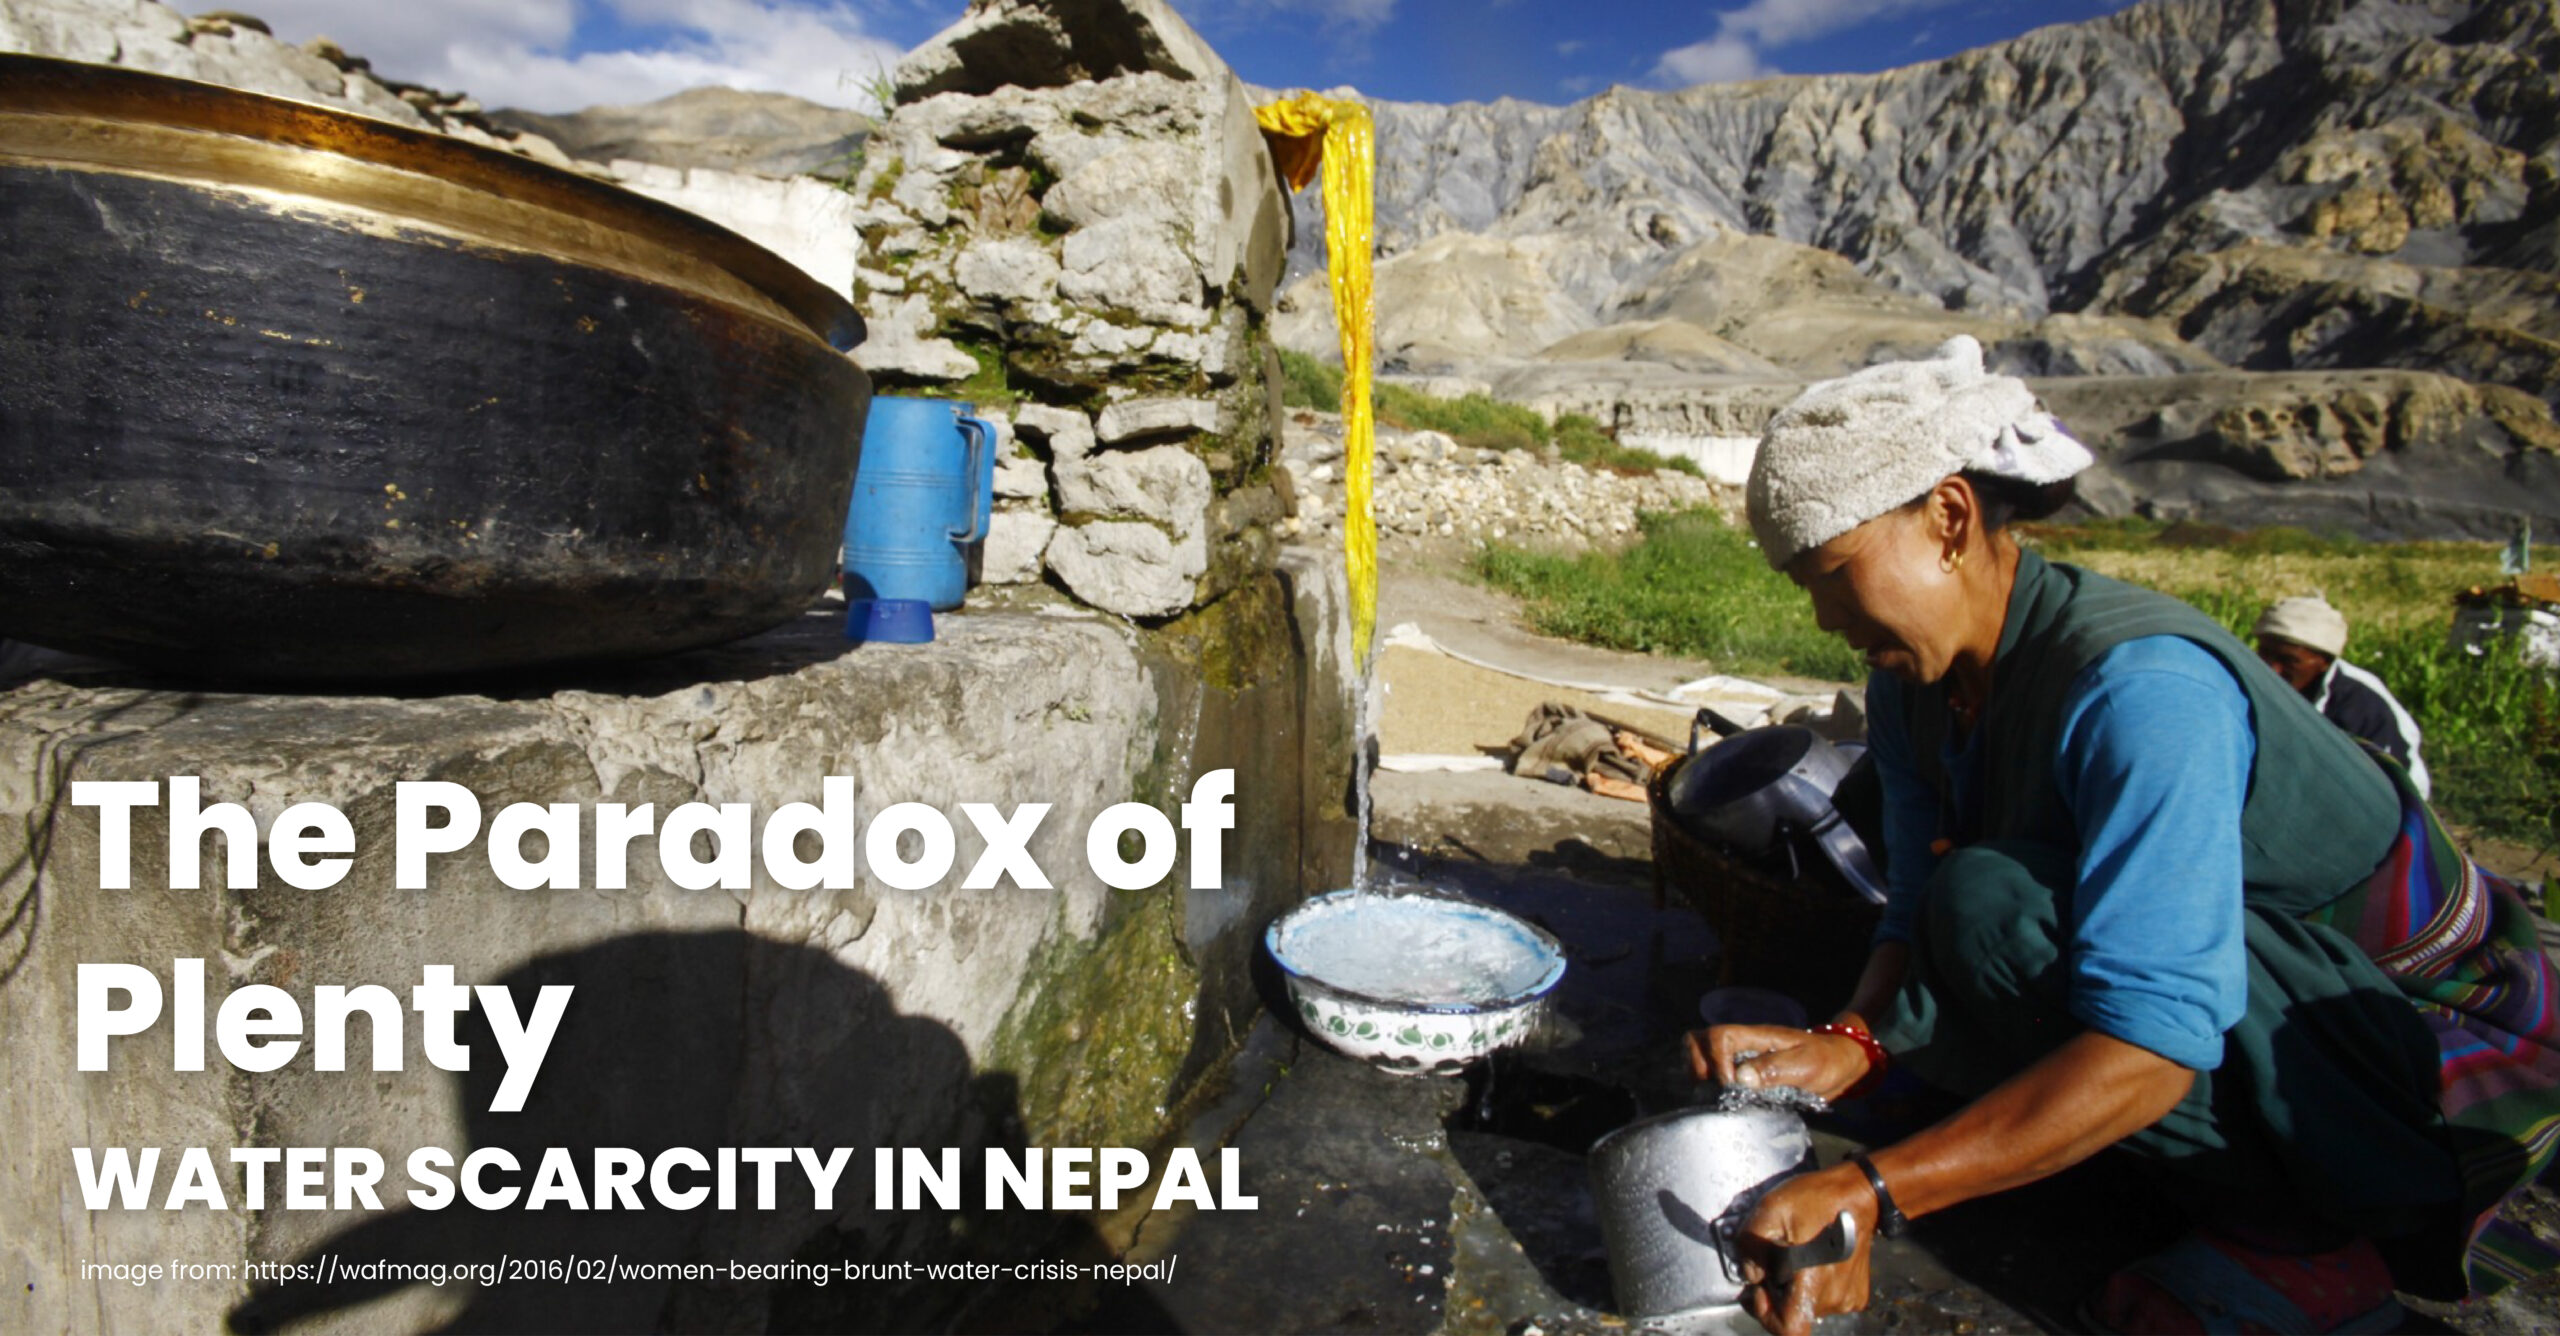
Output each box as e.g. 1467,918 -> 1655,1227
1745,335 -> 2093,568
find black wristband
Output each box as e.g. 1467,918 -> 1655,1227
1847,1151 -> 1908,1238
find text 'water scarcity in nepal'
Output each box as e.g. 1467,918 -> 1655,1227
66,772 -> 1251,1214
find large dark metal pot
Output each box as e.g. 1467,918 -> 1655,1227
0,55 -> 870,680
1666,726 -> 1887,904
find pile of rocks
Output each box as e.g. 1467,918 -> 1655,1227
1276,410 -> 1731,550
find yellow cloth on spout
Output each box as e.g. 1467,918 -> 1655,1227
1254,92 -> 1376,667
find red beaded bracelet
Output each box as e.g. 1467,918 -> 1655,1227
1812,1021 -> 1889,1099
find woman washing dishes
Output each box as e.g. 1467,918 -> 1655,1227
1694,337 -> 2560,1336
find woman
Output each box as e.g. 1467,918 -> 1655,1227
1694,338 -> 2560,1336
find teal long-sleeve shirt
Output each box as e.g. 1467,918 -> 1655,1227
1865,635 -> 2255,1071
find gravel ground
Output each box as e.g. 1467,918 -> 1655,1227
1276,408 -> 1734,551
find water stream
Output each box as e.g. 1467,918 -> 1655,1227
1347,647 -> 1384,889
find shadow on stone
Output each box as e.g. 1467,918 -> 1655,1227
1522,837 -> 1656,892
6,606 -> 873,701
1445,1130 -> 1614,1312
225,930 -> 1171,1335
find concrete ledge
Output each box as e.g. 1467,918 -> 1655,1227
1369,769 -> 1655,883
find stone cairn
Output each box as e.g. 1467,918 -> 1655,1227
848,0 -> 1294,620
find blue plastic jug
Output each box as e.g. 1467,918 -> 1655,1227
842,396 -> 995,611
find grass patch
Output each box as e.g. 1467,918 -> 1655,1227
2025,518 -> 2559,851
1279,345 -> 1344,411
1479,509 -> 2557,851
1474,507 -> 1864,680
1276,348 -> 1698,476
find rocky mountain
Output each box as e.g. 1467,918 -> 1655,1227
488,87 -> 871,179
1280,0 -> 2552,347
1265,0 -> 2560,536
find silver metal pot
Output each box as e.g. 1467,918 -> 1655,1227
1587,1104 -> 1834,1318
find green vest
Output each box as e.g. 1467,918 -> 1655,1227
1898,549 -> 2400,914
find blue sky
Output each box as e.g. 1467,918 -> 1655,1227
1173,0 -> 2144,105
237,1 -> 2143,113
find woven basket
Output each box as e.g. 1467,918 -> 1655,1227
1648,757 -> 1882,1018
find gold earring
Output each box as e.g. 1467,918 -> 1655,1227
1943,549 -> 1965,574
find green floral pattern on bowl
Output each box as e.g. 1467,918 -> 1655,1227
1290,987 -> 1546,1076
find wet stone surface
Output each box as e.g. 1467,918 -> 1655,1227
1097,1028 -> 1463,1334
1126,845 -> 2560,1334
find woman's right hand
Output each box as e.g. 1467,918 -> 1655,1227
1733,1163 -> 1879,1336
1685,1024 -> 1875,1101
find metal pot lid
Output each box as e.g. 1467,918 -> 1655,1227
0,54 -> 864,353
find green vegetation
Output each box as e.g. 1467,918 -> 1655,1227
811,64 -> 897,192
1475,507 -> 1865,680
1275,348 -> 1698,476
986,891 -> 1195,1150
1278,347 -> 1344,414
2026,518 -> 2558,851
844,58 -> 899,116
811,142 -> 866,191
866,156 -> 904,202
937,340 -> 1021,411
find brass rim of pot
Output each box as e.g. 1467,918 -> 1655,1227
0,54 -> 862,350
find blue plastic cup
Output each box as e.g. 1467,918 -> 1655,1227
846,598 -> 934,645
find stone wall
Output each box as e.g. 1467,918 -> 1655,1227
846,0 -> 1294,620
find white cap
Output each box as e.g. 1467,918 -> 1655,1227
1746,336 -> 2093,568
2254,595 -> 2348,658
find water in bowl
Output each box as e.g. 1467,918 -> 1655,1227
1279,894 -> 1555,1006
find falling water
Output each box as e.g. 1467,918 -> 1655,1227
1348,650 -> 1384,889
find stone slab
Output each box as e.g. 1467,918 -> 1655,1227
0,604 -> 1336,1333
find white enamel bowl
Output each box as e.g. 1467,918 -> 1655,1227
1266,889 -> 1567,1076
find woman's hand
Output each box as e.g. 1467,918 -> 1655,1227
1735,1164 -> 1878,1336
1686,1025 -> 1875,1101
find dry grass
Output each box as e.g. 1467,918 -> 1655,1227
2021,520 -> 2508,639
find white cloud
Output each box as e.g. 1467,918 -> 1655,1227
237,0 -> 578,68
1554,39 -> 1587,57
1650,0 -> 1963,89
1651,36 -> 1769,86
225,0 -> 907,112
1715,0 -> 1956,48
